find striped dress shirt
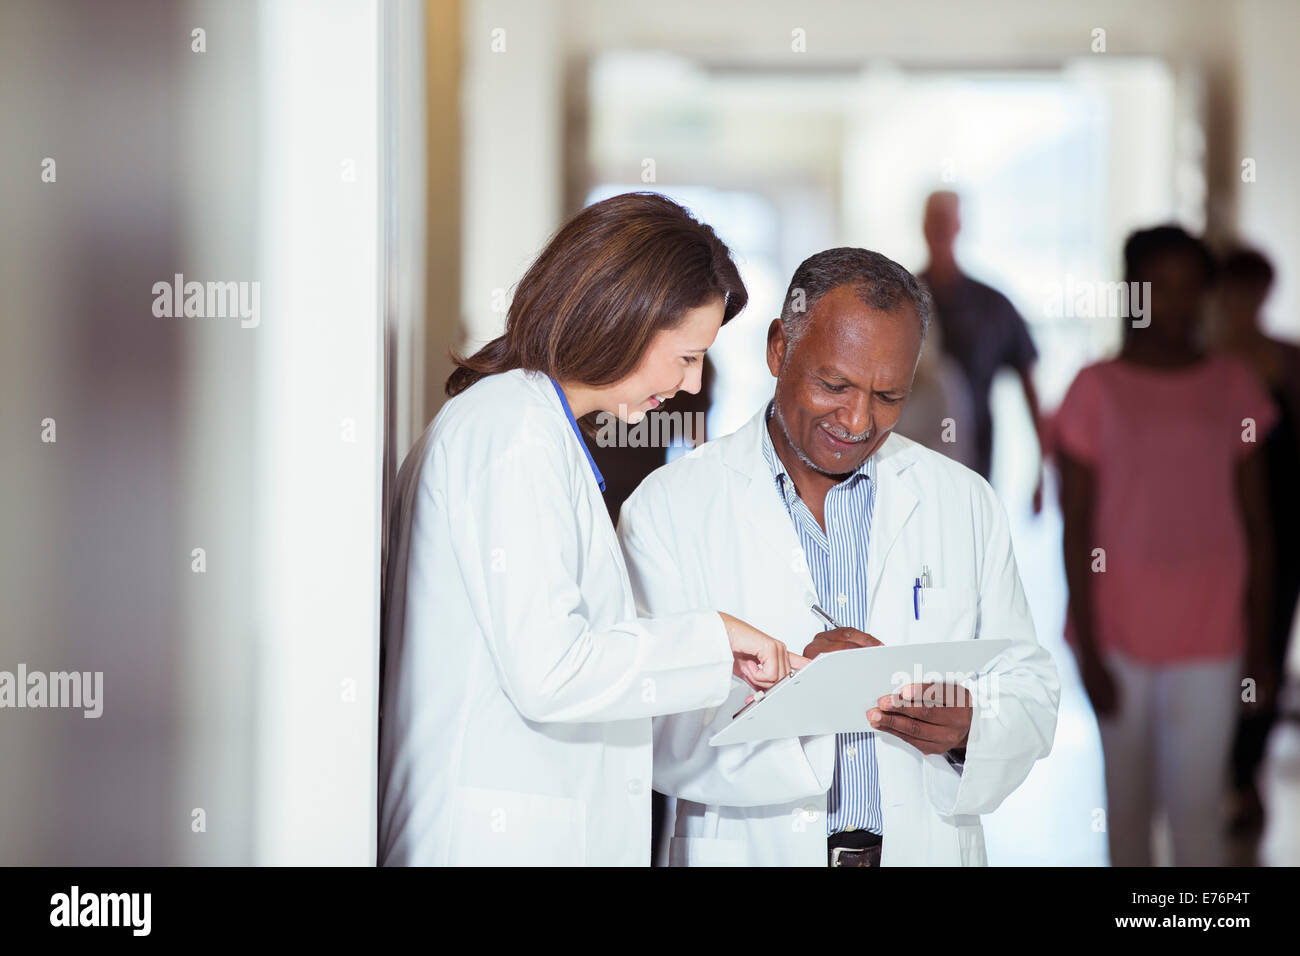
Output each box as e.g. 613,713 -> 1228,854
759,404 -> 882,837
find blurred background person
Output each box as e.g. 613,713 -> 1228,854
1259,596 -> 1300,865
590,357 -> 715,524
1213,247 -> 1300,837
893,322 -> 979,470
917,190 -> 1046,510
1054,225 -> 1277,866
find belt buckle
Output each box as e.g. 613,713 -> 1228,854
830,845 -> 869,868
829,841 -> 881,868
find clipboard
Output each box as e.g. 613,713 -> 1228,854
708,639 -> 1012,747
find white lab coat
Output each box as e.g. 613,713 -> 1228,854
377,368 -> 735,866
618,402 -> 1060,866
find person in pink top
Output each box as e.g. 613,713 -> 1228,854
1054,225 -> 1277,867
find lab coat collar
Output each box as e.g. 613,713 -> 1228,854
722,398 -> 923,485
723,399 -> 922,616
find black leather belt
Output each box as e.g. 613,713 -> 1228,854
828,829 -> 882,867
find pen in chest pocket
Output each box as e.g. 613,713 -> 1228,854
913,564 -> 932,620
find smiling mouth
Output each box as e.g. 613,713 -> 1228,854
819,423 -> 869,448
647,392 -> 672,408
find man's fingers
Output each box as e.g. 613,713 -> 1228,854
823,627 -> 881,648
878,682 -> 970,710
870,725 -> 953,755
868,707 -> 947,743
806,638 -> 866,657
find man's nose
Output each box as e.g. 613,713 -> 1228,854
840,391 -> 870,435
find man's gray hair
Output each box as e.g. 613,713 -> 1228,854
779,247 -> 932,350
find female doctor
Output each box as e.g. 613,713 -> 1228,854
378,192 -> 801,866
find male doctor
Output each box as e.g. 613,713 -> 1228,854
618,248 -> 1060,866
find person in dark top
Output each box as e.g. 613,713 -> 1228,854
918,191 -> 1045,511
589,356 -> 714,524
1217,246 -> 1300,837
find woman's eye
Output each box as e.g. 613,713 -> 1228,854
682,355 -> 700,365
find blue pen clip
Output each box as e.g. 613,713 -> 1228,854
913,577 -> 921,620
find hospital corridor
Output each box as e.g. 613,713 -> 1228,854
2,0 -> 1299,917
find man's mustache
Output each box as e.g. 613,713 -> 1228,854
821,422 -> 871,442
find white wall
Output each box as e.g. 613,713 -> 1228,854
253,0 -> 383,865
460,0 -> 563,350
1235,0 -> 1300,340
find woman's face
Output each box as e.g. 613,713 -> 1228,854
601,297 -> 725,424
1137,250 -> 1208,352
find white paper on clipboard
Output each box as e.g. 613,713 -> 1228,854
708,639 -> 1013,747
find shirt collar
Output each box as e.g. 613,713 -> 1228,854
760,400 -> 873,497
549,377 -> 606,492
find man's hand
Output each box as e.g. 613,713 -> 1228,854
868,682 -> 972,756
802,627 -> 881,660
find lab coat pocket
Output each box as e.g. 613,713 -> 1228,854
449,786 -> 587,866
667,835 -> 748,867
908,586 -> 978,644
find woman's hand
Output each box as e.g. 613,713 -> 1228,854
719,612 -> 808,691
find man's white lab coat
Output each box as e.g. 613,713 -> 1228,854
618,403 -> 1060,866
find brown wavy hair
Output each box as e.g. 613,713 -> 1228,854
446,192 -> 748,397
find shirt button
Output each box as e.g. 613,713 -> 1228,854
845,745 -> 857,759
837,592 -> 848,606
627,779 -> 643,795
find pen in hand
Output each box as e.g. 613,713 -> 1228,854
811,603 -> 845,630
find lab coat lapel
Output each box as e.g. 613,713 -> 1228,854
724,405 -> 819,602
865,435 -> 919,626
723,407 -> 924,621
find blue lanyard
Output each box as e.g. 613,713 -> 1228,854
549,377 -> 606,492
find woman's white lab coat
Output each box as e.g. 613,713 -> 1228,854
377,369 -> 734,866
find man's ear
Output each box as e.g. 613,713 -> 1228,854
766,319 -> 786,377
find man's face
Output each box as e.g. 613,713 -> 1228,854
767,284 -> 923,478
1217,277 -> 1269,332
923,194 -> 960,251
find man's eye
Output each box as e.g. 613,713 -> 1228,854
878,395 -> 903,405
821,380 -> 847,393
